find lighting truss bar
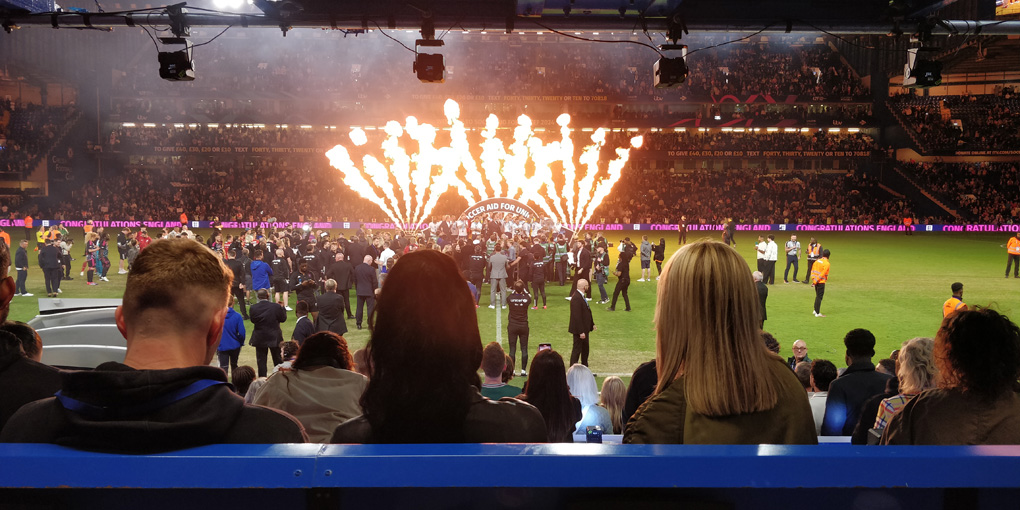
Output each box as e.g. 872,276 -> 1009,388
4,14 -> 1020,35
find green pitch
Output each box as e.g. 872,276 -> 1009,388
6,231 -> 1018,380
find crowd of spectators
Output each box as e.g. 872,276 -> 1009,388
4,123 -> 935,225
891,87 -> 1020,154
1,232 -> 1017,452
0,101 -> 77,178
106,33 -> 869,124
634,130 -> 876,152
599,167 -> 924,225
899,161 -> 1020,224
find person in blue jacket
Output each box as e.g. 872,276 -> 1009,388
250,250 -> 273,293
218,296 -> 247,377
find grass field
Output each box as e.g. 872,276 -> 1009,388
7,230 -> 1019,383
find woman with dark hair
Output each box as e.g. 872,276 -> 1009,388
882,308 -> 1020,445
653,238 -> 666,280
518,349 -> 582,442
254,331 -> 366,442
331,250 -> 546,443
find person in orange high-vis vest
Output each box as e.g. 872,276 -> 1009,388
1006,233 -> 1020,278
803,238 -> 822,285
810,249 -> 830,317
23,214 -> 33,242
943,282 -> 967,318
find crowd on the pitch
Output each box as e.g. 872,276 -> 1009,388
2,228 -> 1017,450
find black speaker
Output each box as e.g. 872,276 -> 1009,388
413,53 -> 445,83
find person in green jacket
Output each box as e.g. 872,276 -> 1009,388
624,240 -> 817,445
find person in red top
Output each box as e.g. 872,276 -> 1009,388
810,249 -> 831,318
1006,233 -> 1020,279
137,227 -> 153,251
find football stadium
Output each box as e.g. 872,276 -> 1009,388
0,0 -> 1019,507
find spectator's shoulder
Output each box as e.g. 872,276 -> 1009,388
0,397 -> 64,443
230,403 -> 308,444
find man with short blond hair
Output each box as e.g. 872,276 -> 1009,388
2,238 -> 306,452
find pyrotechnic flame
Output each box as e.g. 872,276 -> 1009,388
324,100 -> 642,235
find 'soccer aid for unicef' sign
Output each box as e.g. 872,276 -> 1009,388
11,219 -> 1020,233
462,198 -> 538,222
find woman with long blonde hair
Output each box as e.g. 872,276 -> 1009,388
624,240 -> 816,444
599,376 -> 627,434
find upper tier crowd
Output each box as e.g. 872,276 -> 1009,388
891,87 -> 1020,154
0,101 -> 77,179
0,235 -> 1017,451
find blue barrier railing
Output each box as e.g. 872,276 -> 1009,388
2,443 -> 1019,489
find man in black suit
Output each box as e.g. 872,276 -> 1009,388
325,252 -> 355,319
315,278 -> 349,336
249,288 -> 287,377
38,239 -> 62,298
354,254 -> 378,330
223,250 -> 249,320
568,279 -> 595,367
570,240 -> 593,299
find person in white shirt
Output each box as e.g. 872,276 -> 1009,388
755,235 -> 766,273
808,359 -> 838,435
456,217 -> 468,239
763,234 -> 779,285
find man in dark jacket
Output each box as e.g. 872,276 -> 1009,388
223,250 -> 249,320
570,240 -> 593,299
821,328 -> 892,436
315,278 -> 349,336
568,279 -> 595,367
325,252 -> 354,319
1,239 -> 306,451
249,288 -> 288,377
354,255 -> 378,330
754,270 -> 768,329
38,238 -> 63,297
14,239 -> 30,297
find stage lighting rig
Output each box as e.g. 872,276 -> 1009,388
903,33 -> 941,89
654,44 -> 688,89
157,4 -> 194,81
413,16 -> 445,83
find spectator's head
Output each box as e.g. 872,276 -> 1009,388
254,250 -> 263,260
843,328 -> 876,363
353,347 -> 371,378
361,249 -> 483,442
0,240 -> 11,323
566,363 -> 599,408
501,354 -> 515,384
752,271 -> 763,282
655,241 -> 781,416
794,361 -> 812,390
363,254 -> 373,265
877,358 -> 896,375
257,288 -> 270,301
792,339 -> 808,361
897,337 -> 936,394
231,365 -> 256,397
281,340 -> 300,361
762,332 -> 780,354
0,321 -> 42,362
522,349 -> 574,442
513,280 -> 525,293
951,282 -> 963,298
293,332 -> 354,371
481,341 -> 507,380
324,278 -> 337,292
600,376 -> 627,434
935,308 -> 1020,398
810,359 -> 838,392
118,239 -> 232,369
822,249 -> 831,258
